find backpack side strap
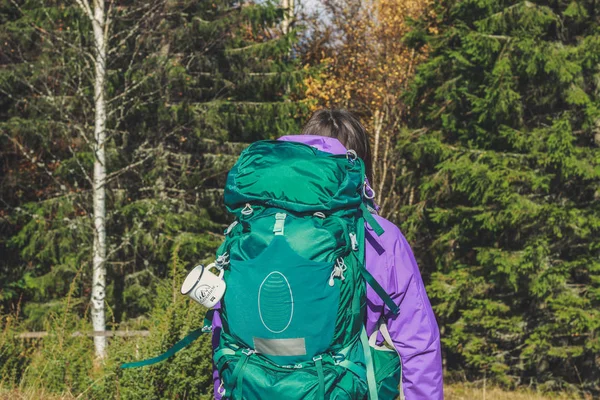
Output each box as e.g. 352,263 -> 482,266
359,268 -> 400,315
360,203 -> 385,236
354,215 -> 399,316
120,310 -> 215,369
360,327 -> 379,400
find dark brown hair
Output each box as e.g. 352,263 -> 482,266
301,109 -> 373,183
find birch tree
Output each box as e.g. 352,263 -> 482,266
0,0 -> 168,358
71,0 -> 108,358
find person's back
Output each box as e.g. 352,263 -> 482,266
211,110 -> 443,400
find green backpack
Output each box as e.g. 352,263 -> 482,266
213,140 -> 402,400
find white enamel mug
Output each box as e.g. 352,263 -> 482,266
181,263 -> 226,309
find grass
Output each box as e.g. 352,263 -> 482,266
0,383 -> 588,400
0,387 -> 75,400
445,383 -> 587,400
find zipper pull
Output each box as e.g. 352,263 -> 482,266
329,258 -> 348,286
329,269 -> 336,287
337,258 -> 347,281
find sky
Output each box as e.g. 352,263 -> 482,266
298,0 -> 326,15
301,0 -> 321,10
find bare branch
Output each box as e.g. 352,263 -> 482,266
74,0 -> 94,21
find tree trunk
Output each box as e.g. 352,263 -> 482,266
281,0 -> 294,35
91,0 -> 108,359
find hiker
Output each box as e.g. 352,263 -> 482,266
211,109 -> 443,399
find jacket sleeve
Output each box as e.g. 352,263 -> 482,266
365,222 -> 444,400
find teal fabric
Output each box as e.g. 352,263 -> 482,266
216,334 -> 401,400
372,346 -> 402,399
227,350 -> 253,398
225,141 -> 364,214
223,236 -> 340,365
224,208 -> 352,264
216,336 -> 368,400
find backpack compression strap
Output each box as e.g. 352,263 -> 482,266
355,211 -> 400,315
360,269 -> 400,315
361,203 -> 384,236
120,310 -> 215,369
360,327 -> 379,400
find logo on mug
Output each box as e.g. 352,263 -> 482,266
195,284 -> 216,302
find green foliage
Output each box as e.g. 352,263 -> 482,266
403,0 -> 600,392
0,260 -> 214,399
0,0 -> 307,327
1,0 -> 309,396
0,316 -> 33,386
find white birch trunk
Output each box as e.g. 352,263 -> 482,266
281,0 -> 294,35
91,0 -> 108,359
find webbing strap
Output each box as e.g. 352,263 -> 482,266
214,347 -> 236,368
227,350 -> 253,398
314,356 -> 325,400
120,327 -> 204,369
121,310 -> 215,369
359,267 -> 400,315
360,328 -> 379,400
339,359 -> 367,381
360,203 -> 384,236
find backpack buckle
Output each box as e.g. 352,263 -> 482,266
273,213 -> 287,236
313,355 -> 323,362
242,348 -> 256,356
332,354 -> 345,364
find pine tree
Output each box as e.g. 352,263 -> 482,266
103,0 -> 309,326
0,0 -> 307,338
403,0 -> 600,391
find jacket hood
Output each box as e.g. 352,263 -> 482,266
277,134 -> 348,155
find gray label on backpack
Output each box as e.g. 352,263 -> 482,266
253,337 -> 307,356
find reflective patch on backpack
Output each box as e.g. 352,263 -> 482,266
253,337 -> 306,356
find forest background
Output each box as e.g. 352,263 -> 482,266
0,0 -> 599,398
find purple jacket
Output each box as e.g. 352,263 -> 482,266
212,135 -> 444,400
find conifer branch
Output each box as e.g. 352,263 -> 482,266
2,134 -> 70,195
105,152 -> 154,184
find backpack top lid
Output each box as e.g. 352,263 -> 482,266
225,140 -> 365,214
